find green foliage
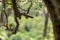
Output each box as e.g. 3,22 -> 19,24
0,0 -> 54,40
7,16 -> 54,40
10,34 -> 22,40
0,16 -> 54,40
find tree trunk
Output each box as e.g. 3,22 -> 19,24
43,13 -> 49,37
43,0 -> 60,40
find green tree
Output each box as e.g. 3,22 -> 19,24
43,0 -> 60,40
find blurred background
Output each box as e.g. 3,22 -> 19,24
0,0 -> 54,40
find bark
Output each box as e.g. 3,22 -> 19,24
0,11 -> 4,23
12,0 -> 33,34
27,0 -> 33,14
43,13 -> 49,37
43,0 -> 60,40
2,0 -> 9,30
8,0 -> 34,34
12,0 -> 20,34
